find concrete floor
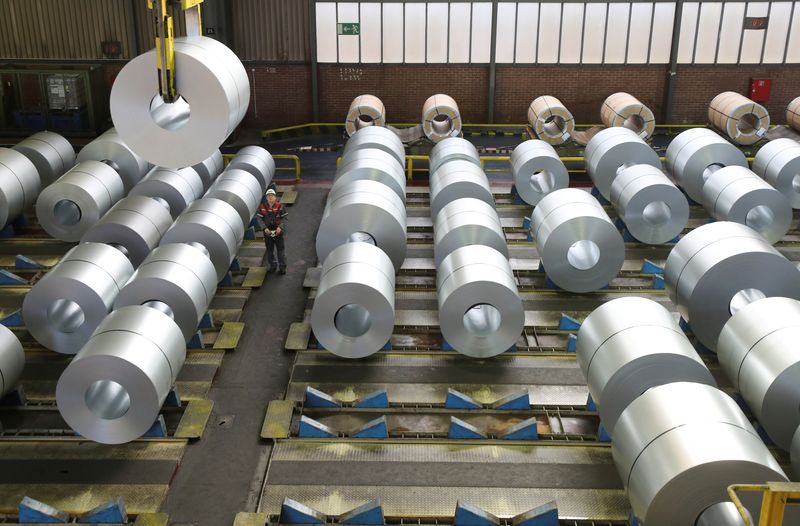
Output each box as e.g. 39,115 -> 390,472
162,187 -> 329,526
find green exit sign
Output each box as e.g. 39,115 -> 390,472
337,23 -> 360,35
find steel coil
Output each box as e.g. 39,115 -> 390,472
612,382 -> 786,526
531,189 -> 624,293
428,138 -> 480,175
433,197 -> 507,267
12,131 -> 75,186
792,426 -> 800,479
36,160 -> 125,242
80,195 -> 173,267
788,97 -> 800,132
114,243 -> 218,341
510,140 -> 569,205
342,126 -> 405,168
717,297 -> 800,450
429,160 -> 494,220
160,198 -> 244,281
610,165 -> 689,244
527,95 -> 575,145
702,166 -> 792,244
709,92 -> 770,145
226,146 -> 275,192
422,94 -> 462,142
584,127 -> 661,200
311,242 -> 395,358
336,148 -> 407,202
0,147 -> 40,228
437,245 -> 523,358
664,221 -> 800,350
205,168 -> 262,228
110,36 -> 249,168
576,297 -> 715,436
317,179 -> 407,272
23,243 -> 134,354
129,166 -> 204,219
0,325 -> 24,398
56,305 -> 186,444
76,128 -> 150,192
600,92 -> 656,139
752,138 -> 800,209
191,149 -> 224,191
665,128 -> 748,203
345,94 -> 387,137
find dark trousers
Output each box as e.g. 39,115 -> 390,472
265,235 -> 286,268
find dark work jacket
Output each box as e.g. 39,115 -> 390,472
257,200 -> 288,236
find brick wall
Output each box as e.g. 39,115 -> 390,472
318,64 -> 489,123
241,64 -> 312,128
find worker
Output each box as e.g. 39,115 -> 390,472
257,188 -> 288,274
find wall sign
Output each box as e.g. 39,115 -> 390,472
744,17 -> 769,30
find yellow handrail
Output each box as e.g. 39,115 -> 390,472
728,482 -> 800,526
223,153 -> 301,181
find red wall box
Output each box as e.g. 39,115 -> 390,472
750,78 -> 772,102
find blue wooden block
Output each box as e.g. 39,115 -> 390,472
491,390 -> 530,410
0,224 -> 15,239
14,255 -> 42,269
693,339 -> 713,355
537,260 -> 546,273
142,415 -> 167,438
629,511 -> 641,526
244,226 -> 256,240
0,385 -> 26,406
510,185 -> 528,206
13,214 -> 28,228
652,274 -> 665,290
0,309 -> 23,327
679,317 -> 691,334
445,388 -> 481,409
353,390 -> 389,409
754,422 -> 774,446
441,339 -> 457,352
522,216 -> 532,231
454,501 -> 500,526
304,386 -> 341,408
621,227 -> 639,243
558,313 -> 581,331
590,186 -> 610,205
198,311 -> 214,329
641,259 -> 664,275
448,417 -> 486,439
500,418 -> 539,440
164,388 -> 182,408
298,416 -> 337,438
566,333 -> 577,353
340,499 -> 384,525
586,393 -> 597,412
218,272 -> 234,287
78,498 -> 127,523
352,416 -> 388,439
18,496 -> 69,523
598,422 -> 611,443
281,498 -> 326,524
229,257 -> 241,272
380,340 -> 392,351
187,331 -> 204,349
512,501 -> 558,526
249,217 -> 260,229
0,269 -> 27,285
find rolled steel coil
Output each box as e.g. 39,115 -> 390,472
665,128 -> 748,203
0,148 -> 40,228
76,128 -> 150,192
429,160 -> 494,220
788,96 -> 800,132
80,195 -> 173,267
664,221 -> 800,350
793,426 -> 800,479
160,198 -> 245,281
191,149 -> 224,191
576,297 -> 715,436
130,166 -> 205,219
0,325 -> 24,398
317,179 -> 407,272
22,243 -> 134,354
433,197 -> 507,267
56,305 -> 186,444
510,140 -> 569,205
437,244 -> 523,358
114,243 -> 218,341
702,166 -> 791,244
709,91 -> 770,145
422,94 -> 462,142
205,168 -> 262,228
612,382 -> 786,526
110,36 -> 249,168
36,160 -> 125,242
600,92 -> 656,139
610,165 -> 689,244
717,297 -> 800,450
12,131 -> 75,186
527,95 -> 575,145
584,127 -> 661,200
335,148 -> 407,203
531,189 -> 624,293
428,137 -> 480,175
311,242 -> 395,358
345,94 -> 387,137
752,138 -> 800,209
342,126 -> 405,168
226,146 -> 275,192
